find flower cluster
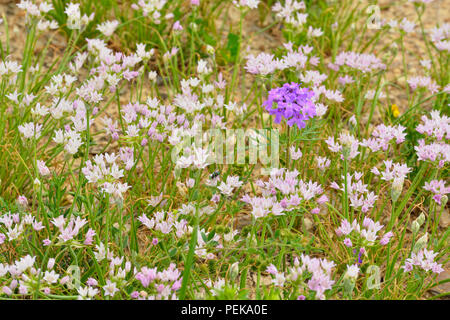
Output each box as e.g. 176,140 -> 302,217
416,110 -> 450,141
430,23 -> 450,52
272,0 -> 308,28
51,215 -> 89,243
18,122 -> 42,140
64,3 -> 94,30
245,53 -> 283,76
82,153 -> 132,201
216,175 -> 244,197
0,60 -> 22,83
139,210 -> 190,239
408,76 -> 439,94
234,0 -> 260,10
97,20 -> 119,37
242,168 -> 327,219
402,249 -> 444,274
370,160 -> 411,184
335,217 -> 393,246
423,180 -> 449,205
331,172 -> 378,213
267,254 -> 336,300
0,212 -> 45,243
414,111 -> 450,166
134,264 -> 182,300
263,82 -> 316,129
329,51 -> 386,73
361,124 -> 407,152
326,132 -> 360,160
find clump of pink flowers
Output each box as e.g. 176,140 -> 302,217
326,132 -> 360,160
134,263 -> 182,300
267,254 -> 336,300
335,217 -> 393,246
82,153 -> 132,201
329,51 -> 386,73
423,180 -> 449,205
361,124 -> 407,153
242,168 -> 327,219
414,110 -> 449,167
408,76 -> 439,94
402,248 -> 444,274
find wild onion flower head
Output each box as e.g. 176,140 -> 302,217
263,82 -> 316,129
335,217 -> 392,246
272,0 -> 307,27
233,0 -> 260,9
326,132 -> 360,160
408,76 -> 439,94
245,53 -> 282,76
97,20 -> 119,37
345,264 -> 360,279
414,110 -> 450,167
242,168 -> 326,220
402,248 -> 444,274
399,18 -> 415,33
361,124 -> 406,152
131,0 -> 167,22
416,110 -> 450,141
423,180 -> 450,205
331,51 -> 386,73
429,23 -> 450,52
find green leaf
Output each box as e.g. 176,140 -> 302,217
207,230 -> 216,241
169,248 -> 177,257
226,32 -> 240,61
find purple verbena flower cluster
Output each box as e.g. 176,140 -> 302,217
263,82 -> 316,129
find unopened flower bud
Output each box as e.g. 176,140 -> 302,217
148,71 -> 157,82
342,277 -> 355,297
391,177 -> 404,203
19,285 -> 28,295
229,262 -> 239,280
176,181 -> 188,197
189,22 -> 198,32
413,233 -> 428,253
33,178 -> 41,190
206,45 -> 215,55
342,144 -> 351,160
47,258 -> 55,270
411,220 -> 420,234
416,212 -> 426,227
441,195 -> 448,207
17,195 -> 28,209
